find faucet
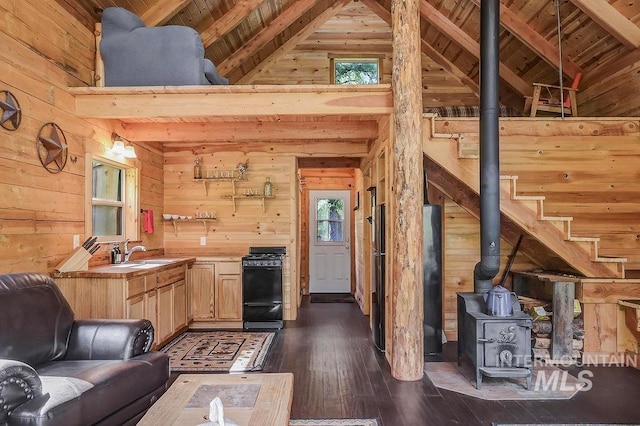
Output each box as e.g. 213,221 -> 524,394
124,239 -> 147,263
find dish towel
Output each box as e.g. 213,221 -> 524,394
143,210 -> 154,233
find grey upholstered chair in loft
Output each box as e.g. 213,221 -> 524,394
100,7 -> 228,87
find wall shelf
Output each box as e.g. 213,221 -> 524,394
194,177 -> 244,196
162,218 -> 217,236
221,195 -> 275,213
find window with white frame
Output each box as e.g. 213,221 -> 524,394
86,155 -> 139,242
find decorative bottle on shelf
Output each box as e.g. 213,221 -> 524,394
194,157 -> 202,179
264,177 -> 273,197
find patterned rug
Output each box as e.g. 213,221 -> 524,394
160,331 -> 275,373
290,420 -> 379,426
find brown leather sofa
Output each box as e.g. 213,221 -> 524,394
0,273 -> 169,425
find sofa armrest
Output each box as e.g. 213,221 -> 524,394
64,319 -> 154,361
0,360 -> 42,423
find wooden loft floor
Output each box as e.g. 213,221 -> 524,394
68,84 -> 392,121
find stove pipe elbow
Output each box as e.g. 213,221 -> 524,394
474,257 -> 500,294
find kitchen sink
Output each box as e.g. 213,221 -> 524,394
131,259 -> 176,265
110,259 -> 177,267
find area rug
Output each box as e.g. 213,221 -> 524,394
290,420 -> 379,426
310,293 -> 355,303
425,362 -> 583,400
160,331 -> 275,373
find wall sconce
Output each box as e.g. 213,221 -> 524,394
111,133 -> 137,158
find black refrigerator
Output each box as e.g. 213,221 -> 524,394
372,203 -> 385,351
423,204 -> 443,355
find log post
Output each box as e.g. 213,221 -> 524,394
390,0 -> 424,380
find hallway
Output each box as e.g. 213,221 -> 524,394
263,298 -> 640,425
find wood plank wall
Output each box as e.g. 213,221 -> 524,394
162,148 -> 298,320
433,118 -> 640,271
442,199 -> 538,339
0,0 -> 164,273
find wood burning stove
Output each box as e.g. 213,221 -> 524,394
456,0 -> 533,391
457,293 -> 532,389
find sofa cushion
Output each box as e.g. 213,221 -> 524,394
9,352 -> 168,426
0,274 -> 73,366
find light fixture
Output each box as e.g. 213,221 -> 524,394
124,144 -> 137,158
111,133 -> 136,158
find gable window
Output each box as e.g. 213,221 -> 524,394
85,154 -> 139,242
330,57 -> 381,85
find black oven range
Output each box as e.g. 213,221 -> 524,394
242,246 -> 286,329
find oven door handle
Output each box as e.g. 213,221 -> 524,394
478,338 -> 495,343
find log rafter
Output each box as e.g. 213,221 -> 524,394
200,0 -> 267,48
217,0 -> 321,76
570,0 -> 640,50
419,0 -> 530,96
140,0 -> 191,26
360,0 -> 479,98
469,0 -> 582,79
237,0 -> 352,84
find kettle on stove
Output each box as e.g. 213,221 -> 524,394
483,285 -> 516,317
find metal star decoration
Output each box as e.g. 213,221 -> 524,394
36,123 -> 68,173
0,91 -> 22,131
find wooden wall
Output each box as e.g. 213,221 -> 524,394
433,118 -> 640,272
0,0 -> 163,274
162,147 -> 299,320
442,199 -> 539,339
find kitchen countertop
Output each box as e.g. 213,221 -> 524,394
51,257 -> 197,279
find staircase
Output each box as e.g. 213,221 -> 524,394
423,117 -> 626,279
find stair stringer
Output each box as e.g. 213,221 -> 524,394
423,136 -> 626,278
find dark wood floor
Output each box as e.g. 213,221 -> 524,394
261,297 -> 640,425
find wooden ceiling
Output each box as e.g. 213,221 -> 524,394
61,0 -> 640,115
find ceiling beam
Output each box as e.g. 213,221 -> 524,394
360,0 -> 479,98
419,0 -> 531,96
163,140 -> 369,157
298,157 -> 362,168
200,0 -> 266,48
469,0 -> 582,79
570,0 -> 640,50
120,120 -> 380,142
237,0 -> 353,84
69,85 -> 392,119
217,0 -> 321,76
140,0 -> 191,26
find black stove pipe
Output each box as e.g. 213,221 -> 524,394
474,0 -> 501,294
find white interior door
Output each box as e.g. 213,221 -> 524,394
309,190 -> 351,293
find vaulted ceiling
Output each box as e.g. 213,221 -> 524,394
59,0 -> 640,115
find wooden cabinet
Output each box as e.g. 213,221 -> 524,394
190,263 -> 215,319
157,265 -> 188,343
215,262 -> 242,320
54,261 -> 191,348
157,284 -> 174,344
188,259 -> 242,328
173,280 -> 187,331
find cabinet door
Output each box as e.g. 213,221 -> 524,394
157,285 -> 174,345
215,267 -> 242,320
145,290 -> 158,346
127,294 -> 145,320
173,280 -> 187,332
190,263 -> 215,319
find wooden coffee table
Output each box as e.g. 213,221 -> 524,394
138,373 -> 294,426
